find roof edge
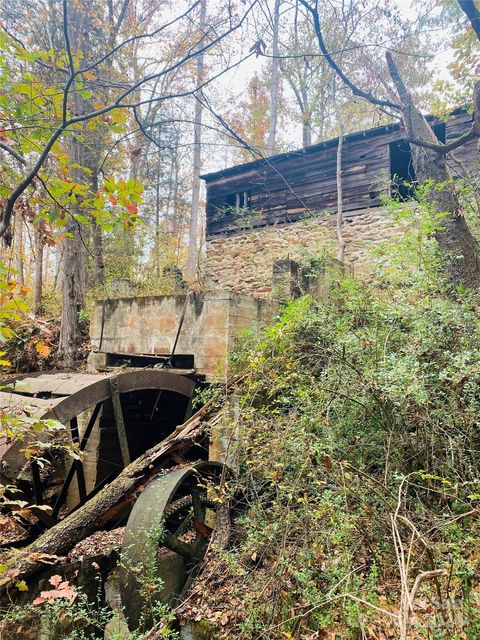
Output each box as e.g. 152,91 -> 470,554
201,107 -> 470,183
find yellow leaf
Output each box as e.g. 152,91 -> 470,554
16,580 -> 28,591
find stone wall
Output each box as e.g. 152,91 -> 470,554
88,291 -> 276,380
204,207 -> 406,298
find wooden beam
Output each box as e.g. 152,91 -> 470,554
52,402 -> 103,518
109,377 -> 131,467
70,416 -> 87,504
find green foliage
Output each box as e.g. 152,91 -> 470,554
1,571 -> 179,640
0,264 -> 29,340
0,27 -> 143,237
189,204 -> 480,638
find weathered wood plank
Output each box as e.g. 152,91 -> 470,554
205,111 -> 476,237
10,373 -> 107,397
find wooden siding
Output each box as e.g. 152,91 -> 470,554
204,112 -> 478,237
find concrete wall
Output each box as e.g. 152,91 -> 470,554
204,207 -> 405,298
89,292 -> 276,380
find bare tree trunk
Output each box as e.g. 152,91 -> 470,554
173,156 -> 183,266
300,82 -> 312,147
267,0 -> 281,155
13,212 -> 24,285
302,111 -> 312,147
92,221 -> 104,289
90,169 -> 104,289
316,93 -> 326,143
332,78 -> 345,261
58,210 -> 86,368
58,4 -> 87,368
185,0 -> 207,279
386,53 -> 480,289
155,161 -> 161,278
33,225 -> 44,316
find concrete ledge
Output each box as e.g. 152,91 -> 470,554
88,292 -> 276,381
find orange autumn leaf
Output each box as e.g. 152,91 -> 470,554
36,342 -> 51,358
33,575 -> 77,605
127,202 -> 138,215
109,195 -> 118,205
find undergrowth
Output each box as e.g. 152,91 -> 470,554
182,202 -> 480,639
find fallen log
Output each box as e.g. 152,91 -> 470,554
0,399 -> 217,600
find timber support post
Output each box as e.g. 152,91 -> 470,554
109,376 -> 131,467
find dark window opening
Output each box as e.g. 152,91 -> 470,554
389,140 -> 416,201
221,191 -> 251,214
225,193 -> 237,208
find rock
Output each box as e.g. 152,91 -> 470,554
181,621 -> 217,640
204,205 -> 406,298
104,614 -> 131,640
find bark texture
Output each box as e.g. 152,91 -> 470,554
267,0 -> 281,155
332,77 -> 345,262
186,0 -> 207,279
386,52 -> 480,290
0,404 -> 213,602
33,225 -> 44,316
13,212 -> 24,285
57,1 -> 91,365
57,132 -> 86,368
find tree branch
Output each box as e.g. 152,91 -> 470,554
458,0 -> 480,41
115,0 -> 131,32
299,0 -> 402,112
62,0 -> 76,124
0,1 -> 258,239
77,2 -> 201,78
0,126 -> 67,239
0,142 -> 27,166
405,128 -> 477,154
386,50 -> 479,154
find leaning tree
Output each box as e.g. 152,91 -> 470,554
299,0 -> 480,290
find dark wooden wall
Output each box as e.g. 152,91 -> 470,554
205,112 -> 478,238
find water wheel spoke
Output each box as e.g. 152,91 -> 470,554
172,512 -> 194,538
162,532 -> 196,561
190,534 -> 208,561
191,486 -> 206,522
120,461 -> 228,629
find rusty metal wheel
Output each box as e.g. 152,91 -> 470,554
119,461 -> 227,630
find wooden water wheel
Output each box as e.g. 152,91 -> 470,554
0,370 -> 196,532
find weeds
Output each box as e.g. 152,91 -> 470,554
182,200 -> 480,638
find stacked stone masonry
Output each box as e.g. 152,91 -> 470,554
204,207 -> 406,299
